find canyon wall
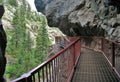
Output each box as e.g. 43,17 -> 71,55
35,0 -> 120,41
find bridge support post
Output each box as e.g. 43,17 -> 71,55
112,43 -> 115,67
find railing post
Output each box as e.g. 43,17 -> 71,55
112,43 -> 115,67
73,44 -> 75,67
101,38 -> 104,51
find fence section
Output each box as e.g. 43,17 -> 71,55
81,37 -> 120,78
11,37 -> 80,82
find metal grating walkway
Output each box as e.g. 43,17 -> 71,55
71,48 -> 120,82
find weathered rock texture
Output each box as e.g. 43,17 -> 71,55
35,0 -> 120,41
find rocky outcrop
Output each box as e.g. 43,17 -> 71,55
0,4 -> 7,82
35,0 -> 120,41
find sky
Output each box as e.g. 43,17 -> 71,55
26,0 -> 37,11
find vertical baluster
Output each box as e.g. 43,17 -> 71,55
42,68 -> 45,82
38,71 -> 40,82
49,62 -> 51,82
32,74 -> 35,82
102,38 -> 104,52
56,57 -> 58,82
54,59 -> 56,82
52,60 -> 54,82
68,49 -> 70,76
73,44 -> 75,67
46,65 -> 48,82
58,56 -> 60,82
112,43 -> 115,67
66,49 -> 69,78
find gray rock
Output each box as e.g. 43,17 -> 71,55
35,0 -> 120,41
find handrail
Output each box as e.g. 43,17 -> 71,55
11,37 -> 80,82
101,37 -> 120,78
81,36 -> 120,78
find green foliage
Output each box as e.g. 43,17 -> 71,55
35,16 -> 49,62
7,0 -> 18,7
0,0 -> 3,3
5,0 -> 50,80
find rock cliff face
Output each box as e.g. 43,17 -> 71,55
35,0 -> 120,41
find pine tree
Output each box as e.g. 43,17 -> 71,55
35,15 -> 50,63
6,0 -> 51,79
7,0 -> 18,7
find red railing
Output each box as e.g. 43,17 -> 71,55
11,37 -> 80,82
81,36 -> 120,78
101,38 -> 120,78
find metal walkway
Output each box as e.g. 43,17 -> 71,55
11,37 -> 120,82
72,48 -> 120,82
